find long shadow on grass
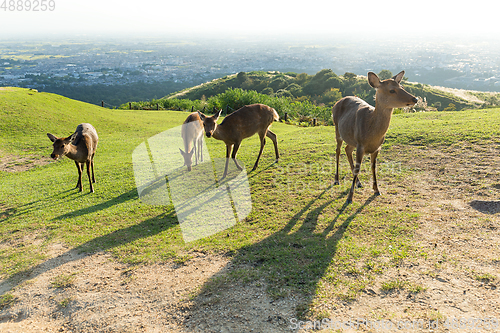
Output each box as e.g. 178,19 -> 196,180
0,208 -> 178,295
186,187 -> 377,328
1,189 -> 75,221
52,188 -> 139,220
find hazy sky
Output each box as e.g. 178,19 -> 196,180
0,0 -> 498,39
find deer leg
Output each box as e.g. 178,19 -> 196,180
198,137 -> 203,163
345,145 -> 362,188
86,160 -> 94,193
75,161 -> 83,191
371,151 -> 380,195
222,144 -> 232,179
266,130 -> 279,162
346,146 -> 365,203
251,132 -> 266,171
193,140 -> 198,166
334,137 -> 343,185
91,154 -> 96,183
231,141 -> 244,171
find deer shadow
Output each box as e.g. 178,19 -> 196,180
0,198 -> 177,296
469,200 -> 500,214
1,189 -> 79,221
52,188 -> 139,220
185,188 -> 378,328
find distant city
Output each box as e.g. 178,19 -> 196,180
1,34 -> 500,104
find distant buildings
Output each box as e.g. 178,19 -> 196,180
1,36 -> 500,93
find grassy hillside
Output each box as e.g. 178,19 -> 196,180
1,88 -> 500,319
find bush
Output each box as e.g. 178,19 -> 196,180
122,87 -> 334,124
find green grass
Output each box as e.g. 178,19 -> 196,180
474,273 -> 497,283
381,279 -> 426,293
1,87 -> 500,316
51,272 -> 77,288
0,293 -> 16,310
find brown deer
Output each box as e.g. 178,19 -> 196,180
47,123 -> 98,193
332,71 -> 417,203
179,112 -> 204,171
198,103 -> 279,179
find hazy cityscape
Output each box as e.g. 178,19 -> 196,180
2,34 -> 500,104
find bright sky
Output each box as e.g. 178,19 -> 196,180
0,0 -> 498,39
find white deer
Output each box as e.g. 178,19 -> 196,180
179,112 -> 204,171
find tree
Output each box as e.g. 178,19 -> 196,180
237,71 -> 248,84
443,103 -> 456,111
378,70 -> 393,80
295,73 -> 311,85
269,77 -> 287,91
321,88 -> 342,106
303,69 -> 341,96
343,72 -> 357,85
261,87 -> 274,95
314,69 -> 335,80
325,76 -> 343,90
286,83 -> 303,97
276,89 -> 293,98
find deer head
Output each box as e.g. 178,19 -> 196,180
47,132 -> 77,160
179,148 -> 195,171
368,71 -> 418,109
198,110 -> 222,138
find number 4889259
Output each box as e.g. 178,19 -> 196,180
1,0 -> 56,11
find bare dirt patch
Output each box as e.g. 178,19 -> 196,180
0,152 -> 51,172
1,144 -> 499,332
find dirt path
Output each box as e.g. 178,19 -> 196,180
1,144 -> 499,332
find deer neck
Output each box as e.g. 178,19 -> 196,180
66,144 -> 83,161
372,100 -> 394,133
212,123 -> 226,141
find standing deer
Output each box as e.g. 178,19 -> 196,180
47,123 -> 98,193
179,112 -> 203,171
198,103 -> 279,179
333,71 -> 417,203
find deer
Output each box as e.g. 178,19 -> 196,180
332,71 -> 417,203
198,103 -> 279,179
179,112 -> 204,171
47,123 -> 98,193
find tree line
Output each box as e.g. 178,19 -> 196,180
121,69 -> 480,125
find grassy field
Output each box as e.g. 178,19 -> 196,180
1,87 -> 500,323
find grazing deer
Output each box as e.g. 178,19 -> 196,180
179,112 -> 204,171
47,123 -> 98,193
332,71 -> 417,203
198,103 -> 279,178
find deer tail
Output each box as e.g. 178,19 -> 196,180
272,108 -> 279,121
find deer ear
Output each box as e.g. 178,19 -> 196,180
68,132 -> 78,144
197,111 -> 206,121
214,109 -> 222,120
47,133 -> 57,142
392,70 -> 405,83
368,72 -> 381,88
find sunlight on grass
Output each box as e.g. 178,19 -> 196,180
1,88 -> 500,322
